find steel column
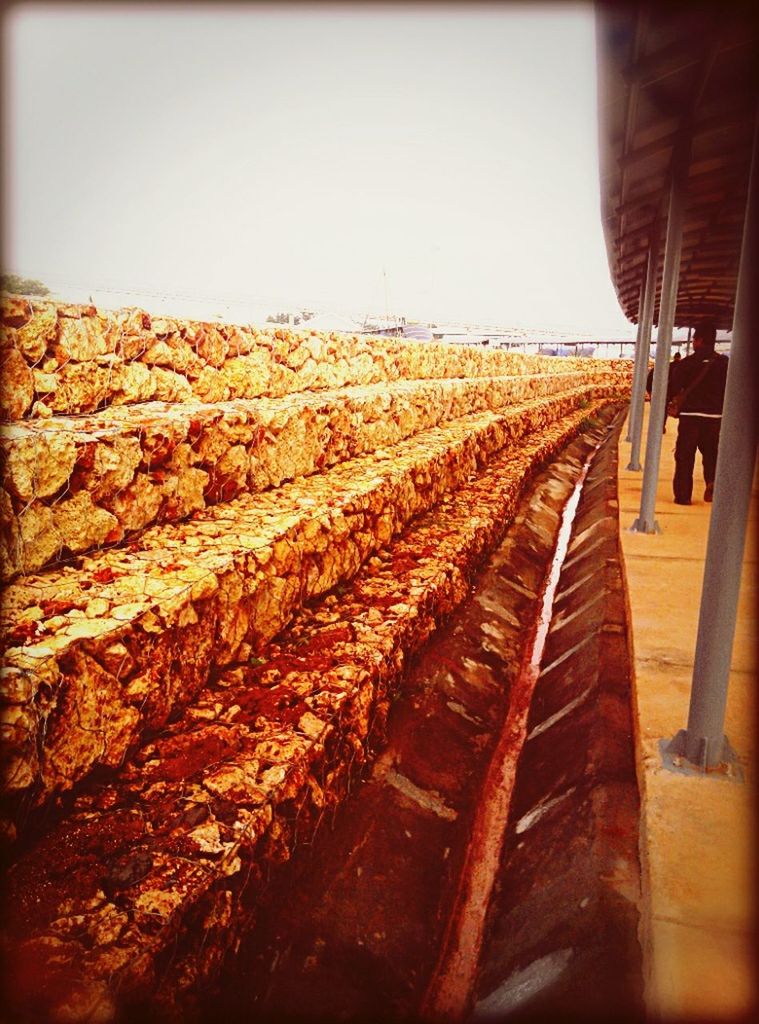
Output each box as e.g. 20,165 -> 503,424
631,160 -> 687,533
627,234 -> 659,468
667,120 -> 758,770
625,279 -> 647,443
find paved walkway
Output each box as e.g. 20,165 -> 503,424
617,404 -> 757,1021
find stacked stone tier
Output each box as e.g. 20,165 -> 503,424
0,297 -> 632,1021
2,390 -> 620,814
0,372 -> 625,579
1,295 -> 626,418
2,400 -> 618,1024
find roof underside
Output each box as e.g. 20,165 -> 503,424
596,3 -> 758,330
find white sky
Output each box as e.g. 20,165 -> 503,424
3,2 -> 637,334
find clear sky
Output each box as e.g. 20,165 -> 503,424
3,2 -> 636,334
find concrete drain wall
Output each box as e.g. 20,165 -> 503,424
469,411 -> 643,1022
0,296 -> 633,1022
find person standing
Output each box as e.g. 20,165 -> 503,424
668,319 -> 728,505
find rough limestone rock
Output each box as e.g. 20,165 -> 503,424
2,402 -> 616,1023
1,296 -> 631,418
0,346 -> 34,420
0,373 -> 627,579
0,295 -> 632,1022
2,394 -> 606,809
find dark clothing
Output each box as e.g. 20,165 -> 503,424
674,417 -> 721,503
668,350 -> 728,501
667,351 -> 729,415
645,356 -> 681,398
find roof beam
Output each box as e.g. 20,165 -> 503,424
619,108 -> 751,169
598,5 -> 755,329
623,30 -> 754,90
615,176 -> 747,218
614,5 -> 651,280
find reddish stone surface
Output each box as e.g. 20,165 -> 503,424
2,404 -> 625,1022
0,297 -> 635,1020
0,372 -> 622,578
1,395 -> 620,813
1,297 -> 632,420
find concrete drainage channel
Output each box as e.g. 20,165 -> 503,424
204,406 -> 643,1024
464,413 -> 643,1024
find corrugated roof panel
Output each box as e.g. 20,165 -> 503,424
596,3 -> 758,329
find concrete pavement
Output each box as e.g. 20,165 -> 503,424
617,403 -> 757,1021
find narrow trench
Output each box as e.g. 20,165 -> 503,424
468,416 -> 643,1023
420,441 -> 602,1021
205,410 -> 642,1024
524,450 -> 600,682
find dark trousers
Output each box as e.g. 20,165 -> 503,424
673,415 -> 721,502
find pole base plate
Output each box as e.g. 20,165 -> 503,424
629,517 -> 660,534
660,731 -> 744,782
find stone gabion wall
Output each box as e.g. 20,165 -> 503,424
0,298 -> 625,580
1,295 -> 614,419
0,295 -> 632,1022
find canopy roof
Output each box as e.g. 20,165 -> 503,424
596,3 -> 758,330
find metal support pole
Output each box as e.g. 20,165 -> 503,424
685,325 -> 692,356
627,234 -> 659,467
625,279 -> 647,443
631,159 -> 687,533
666,119 -> 758,771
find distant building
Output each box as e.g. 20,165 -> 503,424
401,324 -> 434,341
